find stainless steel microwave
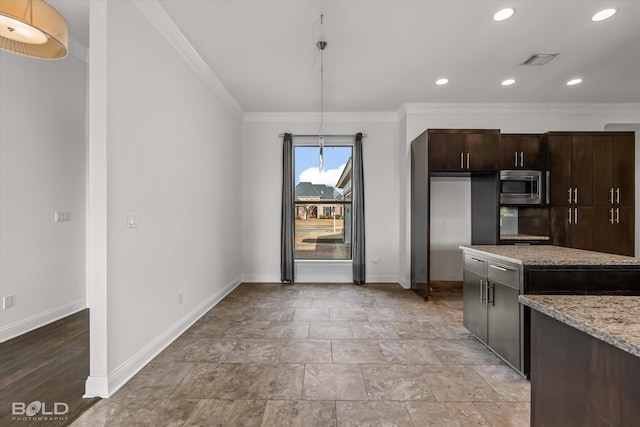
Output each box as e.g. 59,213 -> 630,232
500,170 -> 543,205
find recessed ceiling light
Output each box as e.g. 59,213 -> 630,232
501,79 -> 516,86
494,8 -> 516,21
592,8 -> 617,21
436,78 -> 449,85
567,78 -> 583,86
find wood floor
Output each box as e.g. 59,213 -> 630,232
0,310 -> 99,426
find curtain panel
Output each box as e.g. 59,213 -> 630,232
352,132 -> 366,284
280,133 -> 295,283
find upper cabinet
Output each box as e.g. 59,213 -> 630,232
429,129 -> 500,172
499,134 -> 543,170
548,134 -> 593,206
547,131 -> 635,257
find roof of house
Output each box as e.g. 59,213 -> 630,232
295,182 -> 342,201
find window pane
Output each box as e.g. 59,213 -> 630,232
294,146 -> 352,260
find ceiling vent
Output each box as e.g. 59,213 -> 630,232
522,54 -> 558,66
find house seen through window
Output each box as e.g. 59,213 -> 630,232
294,145 -> 352,260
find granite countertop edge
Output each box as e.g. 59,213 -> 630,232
519,295 -> 640,358
459,245 -> 640,266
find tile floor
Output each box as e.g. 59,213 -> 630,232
72,283 -> 530,426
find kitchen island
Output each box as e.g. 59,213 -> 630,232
459,245 -> 640,376
520,295 -> 640,425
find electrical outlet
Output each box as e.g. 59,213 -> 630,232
3,295 -> 14,309
178,292 -> 183,305
54,211 -> 70,222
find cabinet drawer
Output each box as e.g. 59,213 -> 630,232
465,255 -> 488,276
488,262 -> 520,290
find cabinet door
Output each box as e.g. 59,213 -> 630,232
612,135 -> 635,206
520,136 -> 542,169
612,206 -> 635,256
549,136 -> 572,205
550,206 -> 571,247
571,206 -> 593,251
463,270 -> 488,343
570,136 -> 593,206
429,133 -> 465,171
487,281 -> 520,370
466,133 -> 498,171
592,206 -> 615,254
499,135 -> 520,169
591,136 -> 613,206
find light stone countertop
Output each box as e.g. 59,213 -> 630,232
500,234 -> 550,241
460,245 -> 640,266
519,295 -> 640,358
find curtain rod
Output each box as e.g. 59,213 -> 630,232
278,133 -> 367,138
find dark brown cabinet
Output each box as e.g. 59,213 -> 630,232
499,134 -> 542,169
429,130 -> 499,172
551,206 -> 593,251
548,134 -> 593,206
548,132 -> 635,257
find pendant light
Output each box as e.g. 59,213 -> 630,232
0,0 -> 68,59
317,14 -> 327,171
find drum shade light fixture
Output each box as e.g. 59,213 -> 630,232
0,0 -> 68,59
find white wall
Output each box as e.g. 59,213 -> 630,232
241,113 -> 400,283
0,52 -> 87,341
86,1 -> 242,396
400,103 -> 640,281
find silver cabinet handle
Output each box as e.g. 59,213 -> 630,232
480,279 -> 485,303
487,283 -> 495,306
469,257 -> 485,263
546,171 -> 550,204
610,188 -> 614,204
574,188 -> 578,204
520,151 -> 524,167
616,188 -> 620,204
466,152 -> 470,169
460,153 -> 464,169
568,208 -> 572,224
489,264 -> 510,272
514,152 -> 518,167
574,207 -> 578,224
568,188 -> 573,204
610,208 -> 615,224
616,207 -> 620,224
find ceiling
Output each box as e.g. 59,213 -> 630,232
48,0 -> 640,112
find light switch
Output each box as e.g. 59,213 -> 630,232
127,212 -> 139,228
55,211 -> 70,222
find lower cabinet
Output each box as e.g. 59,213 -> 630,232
463,254 -> 522,372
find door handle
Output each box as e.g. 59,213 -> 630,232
610,188 -> 614,204
460,153 -> 464,169
568,188 -> 573,204
568,208 -> 572,224
610,208 -> 615,224
574,208 -> 578,224
616,188 -> 620,204
514,152 -> 518,167
574,188 -> 578,204
489,264 -> 511,272
616,208 -> 620,224
520,151 -> 524,167
487,283 -> 495,306
466,152 -> 470,169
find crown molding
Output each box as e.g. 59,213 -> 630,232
401,102 -> 640,117
243,111 -> 400,123
132,0 -> 244,120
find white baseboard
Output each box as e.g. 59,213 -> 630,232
241,274 -> 281,283
241,273 -> 403,285
0,299 -> 86,343
85,277 -> 241,398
